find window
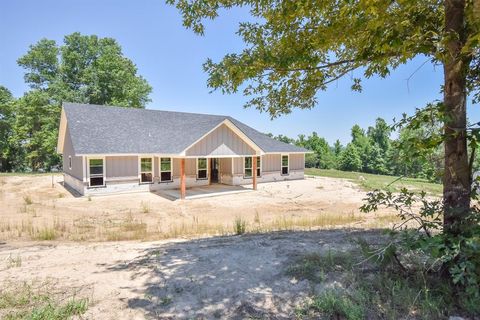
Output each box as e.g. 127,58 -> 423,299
89,158 -> 104,186
244,157 -> 253,178
244,157 -> 261,178
160,157 -> 172,182
197,158 -> 208,179
68,156 -> 72,170
140,157 -> 153,183
281,155 -> 289,175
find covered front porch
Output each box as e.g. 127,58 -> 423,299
177,156 -> 259,199
157,183 -> 253,200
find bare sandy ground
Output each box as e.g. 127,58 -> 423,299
0,175 -> 392,241
0,229 -> 383,319
0,175 -> 397,318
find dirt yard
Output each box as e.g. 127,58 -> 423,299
0,174 -> 396,242
0,174 -> 398,319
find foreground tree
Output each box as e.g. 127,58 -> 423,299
167,0 -> 480,236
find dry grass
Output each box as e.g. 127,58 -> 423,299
0,174 -> 396,242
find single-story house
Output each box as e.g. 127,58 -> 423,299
57,103 -> 310,198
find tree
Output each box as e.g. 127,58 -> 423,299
6,33 -> 153,171
18,33 -> 152,108
0,86 -> 15,171
339,143 -> 362,172
167,0 -> 480,236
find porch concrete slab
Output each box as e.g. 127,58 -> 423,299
156,184 -> 253,200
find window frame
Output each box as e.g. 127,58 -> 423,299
159,157 -> 173,183
139,156 -> 154,184
196,157 -> 208,180
243,156 -> 261,178
281,154 -> 289,176
87,157 -> 105,188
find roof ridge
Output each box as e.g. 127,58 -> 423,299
63,102 -> 229,119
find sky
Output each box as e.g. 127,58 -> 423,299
1,0 -> 478,144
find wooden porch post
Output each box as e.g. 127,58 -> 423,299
252,155 -> 257,190
180,158 -> 186,199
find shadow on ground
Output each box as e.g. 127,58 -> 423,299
100,229 -> 384,319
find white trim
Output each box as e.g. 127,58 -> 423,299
82,156 -> 86,183
86,156 -> 106,187
231,157 -> 234,175
159,157 -> 173,182
56,108 -> 67,154
281,154 -> 289,176
138,156 -> 154,184
196,157 -> 209,180
181,119 -> 264,156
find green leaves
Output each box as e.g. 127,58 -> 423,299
168,0 -> 449,116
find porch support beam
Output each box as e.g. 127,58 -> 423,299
252,155 -> 257,190
180,158 -> 186,199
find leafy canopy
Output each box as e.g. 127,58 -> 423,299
18,32 -> 152,108
167,0 -> 479,117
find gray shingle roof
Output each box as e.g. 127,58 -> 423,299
63,103 -> 309,155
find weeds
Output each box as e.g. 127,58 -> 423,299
6,255 -> 22,269
291,247 -> 459,319
140,201 -> 150,213
0,281 -> 89,319
35,228 -> 56,240
22,195 -> 33,205
233,217 -> 246,235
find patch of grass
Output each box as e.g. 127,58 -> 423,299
233,217 -> 246,235
140,201 -> 150,213
297,289 -> 365,320
291,248 -> 458,320
35,228 -> 56,240
287,250 -> 355,282
305,168 -> 442,195
22,195 -> 33,205
6,255 -> 22,269
0,281 -> 88,320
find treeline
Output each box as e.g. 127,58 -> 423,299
0,33 -> 152,172
269,117 -> 444,182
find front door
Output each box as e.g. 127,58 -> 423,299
211,158 -> 219,183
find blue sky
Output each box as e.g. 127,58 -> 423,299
1,0 -> 477,144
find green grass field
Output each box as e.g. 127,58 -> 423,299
305,168 -> 442,195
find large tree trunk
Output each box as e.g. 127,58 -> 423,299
443,0 -> 470,236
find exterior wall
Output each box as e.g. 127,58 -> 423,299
289,153 -> 305,170
64,173 -> 85,195
262,154 -> 281,172
185,124 -> 256,157
62,128 -> 83,180
106,156 -> 138,178
63,153 -> 306,196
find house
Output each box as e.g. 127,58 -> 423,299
57,103 -> 310,198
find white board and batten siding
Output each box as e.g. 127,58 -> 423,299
185,124 -> 256,157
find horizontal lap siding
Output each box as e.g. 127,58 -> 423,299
289,154 -> 305,170
185,124 -> 255,157
262,154 -> 281,172
106,156 -> 138,178
63,128 -> 83,180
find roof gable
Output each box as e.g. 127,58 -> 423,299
184,122 -> 257,157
